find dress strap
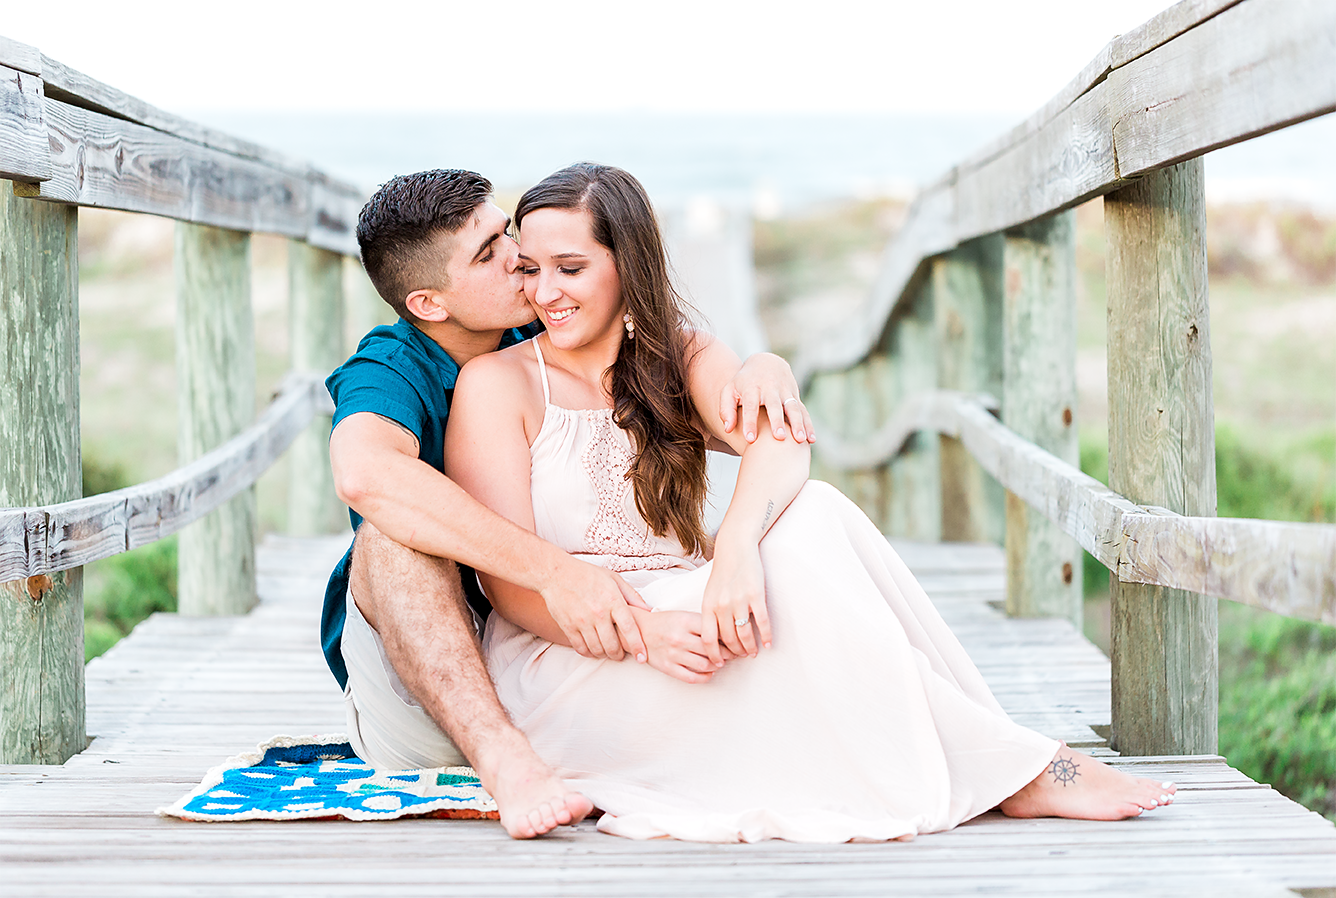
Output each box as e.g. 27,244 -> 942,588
532,336 -> 552,406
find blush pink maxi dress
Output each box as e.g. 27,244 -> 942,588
482,341 -> 1060,842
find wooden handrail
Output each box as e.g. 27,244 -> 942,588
0,373 -> 332,582
792,0 -> 1336,385
0,36 -> 362,254
814,392 -> 1336,625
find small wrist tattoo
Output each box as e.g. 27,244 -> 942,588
1048,756 -> 1081,786
761,500 -> 775,528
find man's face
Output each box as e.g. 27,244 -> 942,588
438,201 -> 534,332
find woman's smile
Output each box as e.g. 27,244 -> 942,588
518,207 -> 625,352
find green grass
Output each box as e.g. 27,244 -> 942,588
1219,601 -> 1336,821
83,538 -> 178,662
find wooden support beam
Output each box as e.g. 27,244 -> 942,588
1105,159 -> 1217,757
933,236 -> 1005,544
175,223 -> 257,616
0,184 -> 84,764
344,259 -> 392,356
287,241 -> 346,536
888,284 -> 942,541
808,367 -> 860,517
1002,213 -> 1082,625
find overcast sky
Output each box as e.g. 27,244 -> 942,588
4,0 -> 1176,116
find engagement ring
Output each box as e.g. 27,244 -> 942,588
735,617 -> 750,627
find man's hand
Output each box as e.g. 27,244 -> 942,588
539,556 -> 651,662
719,352 -> 816,445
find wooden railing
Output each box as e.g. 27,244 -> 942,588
800,0 -> 1336,758
0,36 -> 369,763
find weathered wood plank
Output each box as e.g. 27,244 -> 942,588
0,66 -> 50,183
1002,213 -> 1081,624
287,241 -> 347,536
1108,0 -> 1247,69
1119,513 -> 1336,624
34,53 -> 302,175
1108,0 -> 1336,178
1105,160 -> 1217,758
0,187 -> 84,763
175,223 -> 257,616
0,35 -> 42,76
30,97 -> 310,237
305,172 -> 362,257
0,376 -> 323,580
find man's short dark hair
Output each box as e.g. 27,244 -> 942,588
356,169 -> 494,321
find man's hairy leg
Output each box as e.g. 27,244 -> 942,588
349,523 -> 593,838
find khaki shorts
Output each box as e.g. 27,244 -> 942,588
341,587 -> 472,769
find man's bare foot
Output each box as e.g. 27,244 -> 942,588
476,734 -> 594,838
999,744 -> 1178,821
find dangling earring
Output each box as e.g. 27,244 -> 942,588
623,313 -> 635,339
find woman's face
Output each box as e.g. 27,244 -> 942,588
518,207 -> 625,353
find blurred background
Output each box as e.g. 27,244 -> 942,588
5,0 -> 1332,819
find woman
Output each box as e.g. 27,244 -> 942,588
444,163 -> 1175,842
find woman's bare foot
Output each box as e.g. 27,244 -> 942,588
999,744 -> 1177,821
475,733 -> 594,838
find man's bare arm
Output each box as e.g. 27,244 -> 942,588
330,412 -> 647,660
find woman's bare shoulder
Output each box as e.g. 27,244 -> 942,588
452,340 -> 545,439
456,340 -> 536,391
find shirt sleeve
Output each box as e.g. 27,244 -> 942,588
327,354 -> 428,445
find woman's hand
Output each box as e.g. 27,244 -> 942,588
699,540 -> 772,665
634,609 -> 733,684
718,351 -> 816,444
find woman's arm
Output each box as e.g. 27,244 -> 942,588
444,351 -> 574,646
445,348 -> 723,683
687,334 -> 811,665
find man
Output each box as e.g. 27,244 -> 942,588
324,169 -> 813,839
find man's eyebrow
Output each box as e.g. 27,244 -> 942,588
471,218 -> 511,263
515,251 -> 590,263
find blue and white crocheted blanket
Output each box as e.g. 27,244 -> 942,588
157,735 -> 498,822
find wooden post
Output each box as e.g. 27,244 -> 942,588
287,240 -> 346,536
0,185 -> 85,763
1002,213 -> 1082,625
175,223 -> 257,615
344,257 -> 392,355
1105,160 -> 1218,756
887,282 -> 942,542
808,369 -> 858,508
934,235 -> 1005,544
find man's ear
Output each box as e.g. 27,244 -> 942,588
404,289 -> 450,323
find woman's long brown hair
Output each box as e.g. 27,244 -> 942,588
515,163 -> 709,556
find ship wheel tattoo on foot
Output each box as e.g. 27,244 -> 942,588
1048,756 -> 1081,786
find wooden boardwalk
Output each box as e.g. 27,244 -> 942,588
2,535 -> 1334,897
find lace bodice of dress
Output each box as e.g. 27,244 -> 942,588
527,340 -> 700,574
